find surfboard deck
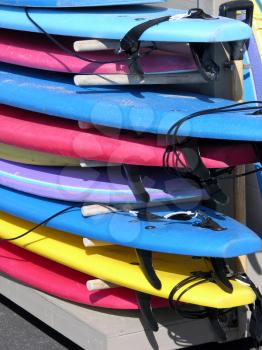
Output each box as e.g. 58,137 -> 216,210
0,0 -> 165,7
0,212 -> 256,309
0,65 -> 261,142
0,241 -> 167,309
0,160 -> 208,203
0,6 -> 251,42
0,185 -> 261,257
0,106 -> 257,168
0,29 -> 197,74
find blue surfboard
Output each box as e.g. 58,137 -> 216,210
0,0 -> 165,7
0,6 -> 251,42
0,62 -> 261,142
0,185 -> 261,258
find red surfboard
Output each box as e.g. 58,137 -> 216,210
0,104 -> 257,168
0,241 -> 167,309
0,29 -> 197,74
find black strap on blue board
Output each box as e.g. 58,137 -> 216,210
120,15 -> 171,78
119,8 -> 215,78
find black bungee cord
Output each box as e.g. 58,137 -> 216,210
163,101 -> 262,180
24,7 -> 158,67
0,205 -> 79,243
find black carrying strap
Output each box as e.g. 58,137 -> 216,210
219,0 -> 254,56
219,0 -> 253,26
120,15 -> 170,77
120,15 -> 170,53
119,8 -> 215,77
178,139 -> 229,205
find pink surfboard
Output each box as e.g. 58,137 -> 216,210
0,105 -> 257,168
0,241 -> 167,309
0,29 -> 197,74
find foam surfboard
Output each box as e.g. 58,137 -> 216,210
0,241 -> 167,309
0,0 -> 165,7
0,185 -> 261,258
0,106 -> 257,168
0,29 -> 197,74
0,160 -> 209,203
0,212 -> 256,309
0,66 -> 261,141
0,6 -> 251,42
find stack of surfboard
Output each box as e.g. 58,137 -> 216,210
0,0 -> 262,340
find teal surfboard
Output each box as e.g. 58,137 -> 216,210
0,185 -> 261,258
0,0 -> 165,7
0,6 -> 251,42
0,63 -> 261,142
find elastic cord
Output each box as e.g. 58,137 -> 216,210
163,101 -> 262,180
0,205 -> 78,243
25,8 -> 158,66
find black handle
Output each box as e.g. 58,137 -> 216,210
219,0 -> 254,27
219,1 -> 254,57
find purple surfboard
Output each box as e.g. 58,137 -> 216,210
0,159 -> 208,204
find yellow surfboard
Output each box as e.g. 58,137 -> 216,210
0,211 -> 255,309
0,143 -> 108,167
